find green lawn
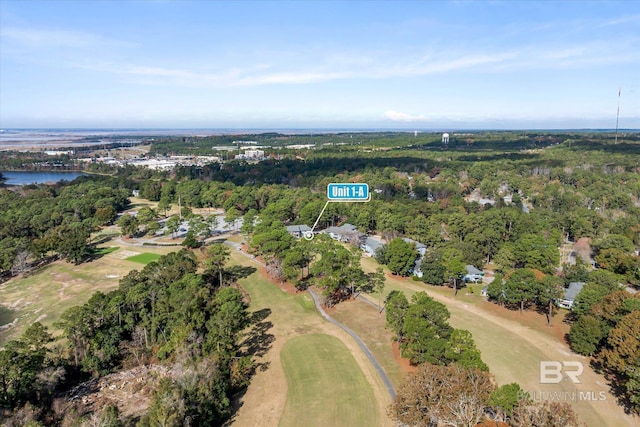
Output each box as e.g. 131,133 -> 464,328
279,334 -> 380,427
125,252 -> 162,265
230,252 -> 316,317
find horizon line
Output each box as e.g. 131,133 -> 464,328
2,127 -> 639,133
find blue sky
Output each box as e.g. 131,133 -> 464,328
1,0 -> 639,129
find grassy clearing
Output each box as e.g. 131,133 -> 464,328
0,244 -> 178,345
126,196 -> 159,211
125,252 -> 162,265
127,196 -> 181,217
0,262 -> 121,344
279,334 -> 380,427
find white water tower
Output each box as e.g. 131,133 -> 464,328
442,133 -> 450,144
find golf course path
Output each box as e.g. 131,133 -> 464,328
308,290 -> 396,400
229,248 -> 394,427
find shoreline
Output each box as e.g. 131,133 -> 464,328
0,169 -> 110,187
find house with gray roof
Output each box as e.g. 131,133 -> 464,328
402,237 -> 427,256
361,236 -> 386,257
463,265 -> 484,283
557,282 -> 586,309
321,223 -> 363,244
286,224 -> 312,239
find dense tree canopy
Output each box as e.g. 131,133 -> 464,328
379,238 -> 418,276
568,274 -> 640,412
39,249 -> 251,424
503,268 -> 538,315
384,291 -> 489,372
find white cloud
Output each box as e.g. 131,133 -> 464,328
5,24 -> 638,92
379,53 -> 516,78
598,14 -> 640,27
1,27 -> 135,49
80,60 -> 353,87
81,51 -> 513,89
384,110 -> 427,122
235,71 -> 352,85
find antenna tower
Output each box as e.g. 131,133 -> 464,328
615,87 -> 621,144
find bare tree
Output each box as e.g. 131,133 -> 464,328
511,401 -> 585,427
390,363 -> 494,427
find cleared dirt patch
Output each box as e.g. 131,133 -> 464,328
57,364 -> 172,421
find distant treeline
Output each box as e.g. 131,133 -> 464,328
148,130 -> 640,156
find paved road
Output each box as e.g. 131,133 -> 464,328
308,290 -> 396,400
110,231 -> 234,248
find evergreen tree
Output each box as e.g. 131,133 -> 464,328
402,292 -> 452,364
385,238 -> 418,276
385,290 -> 409,339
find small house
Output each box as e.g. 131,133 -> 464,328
557,282 -> 586,310
464,265 -> 484,283
286,224 -> 312,239
361,236 -> 386,257
321,223 -> 362,244
402,237 -> 427,256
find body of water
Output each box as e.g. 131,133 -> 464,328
0,170 -> 87,185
